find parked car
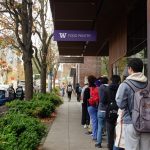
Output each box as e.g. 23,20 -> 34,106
0,85 -> 9,106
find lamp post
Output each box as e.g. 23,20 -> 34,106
48,68 -> 53,92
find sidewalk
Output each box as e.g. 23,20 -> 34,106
42,94 -> 107,150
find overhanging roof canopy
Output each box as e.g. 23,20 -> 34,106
50,0 -> 146,56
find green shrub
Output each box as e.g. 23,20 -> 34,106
0,113 -> 46,150
6,100 -> 55,118
49,93 -> 63,106
52,87 -> 61,95
2,93 -> 63,150
31,100 -> 55,118
32,93 -> 63,107
6,93 -> 63,118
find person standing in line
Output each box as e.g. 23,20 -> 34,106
116,58 -> 150,150
106,75 -> 121,150
95,77 -> 109,148
66,82 -> 73,102
113,109 -> 125,150
81,81 -> 90,128
85,75 -> 99,141
76,83 -> 82,102
113,67 -> 128,150
81,81 -> 88,100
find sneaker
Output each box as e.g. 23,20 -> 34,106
95,143 -> 102,148
85,131 -> 92,135
102,133 -> 106,136
84,125 -> 87,129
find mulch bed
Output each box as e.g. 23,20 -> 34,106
37,111 -> 57,150
0,105 -> 8,116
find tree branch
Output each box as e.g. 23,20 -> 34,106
33,57 -> 41,73
46,33 -> 53,49
33,45 -> 42,68
34,29 -> 42,42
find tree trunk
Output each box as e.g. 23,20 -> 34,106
40,63 -> 47,93
23,53 -> 33,100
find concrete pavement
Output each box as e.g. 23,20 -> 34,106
42,94 -> 108,150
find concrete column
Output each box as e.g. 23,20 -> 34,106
147,0 -> 150,79
75,64 -> 78,84
78,64 -> 80,83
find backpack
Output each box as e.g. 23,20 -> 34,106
67,85 -> 72,92
106,85 -> 119,123
88,87 -> 99,107
125,80 -> 150,133
107,101 -> 118,123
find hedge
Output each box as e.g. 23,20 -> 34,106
0,93 -> 63,150
6,93 -> 63,118
0,113 -> 46,150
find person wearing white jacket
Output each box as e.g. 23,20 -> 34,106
116,58 -> 150,150
113,109 -> 125,150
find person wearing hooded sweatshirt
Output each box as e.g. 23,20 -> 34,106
116,58 -> 150,150
95,77 -> 109,148
106,75 -> 121,150
86,75 -> 98,141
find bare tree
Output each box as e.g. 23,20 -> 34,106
32,0 -> 53,93
46,41 -> 59,90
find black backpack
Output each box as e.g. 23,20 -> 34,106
106,101 -> 118,123
106,85 -> 119,123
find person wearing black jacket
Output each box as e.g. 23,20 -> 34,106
106,75 -> 121,150
76,83 -> 82,102
82,85 -> 90,128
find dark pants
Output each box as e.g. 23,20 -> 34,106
81,103 -> 90,125
77,93 -> 81,102
67,92 -> 72,101
106,121 -> 116,150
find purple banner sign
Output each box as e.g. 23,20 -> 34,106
54,30 -> 96,41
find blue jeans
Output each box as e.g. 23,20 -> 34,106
97,111 -> 106,144
88,106 -> 98,139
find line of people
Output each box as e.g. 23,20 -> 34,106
81,75 -> 121,150
80,58 -> 150,150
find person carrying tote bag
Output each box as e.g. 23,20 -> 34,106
113,109 -> 125,150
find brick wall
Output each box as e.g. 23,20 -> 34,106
78,56 -> 101,87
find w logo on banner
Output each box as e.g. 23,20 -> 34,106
54,30 -> 96,41
59,33 -> 67,38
